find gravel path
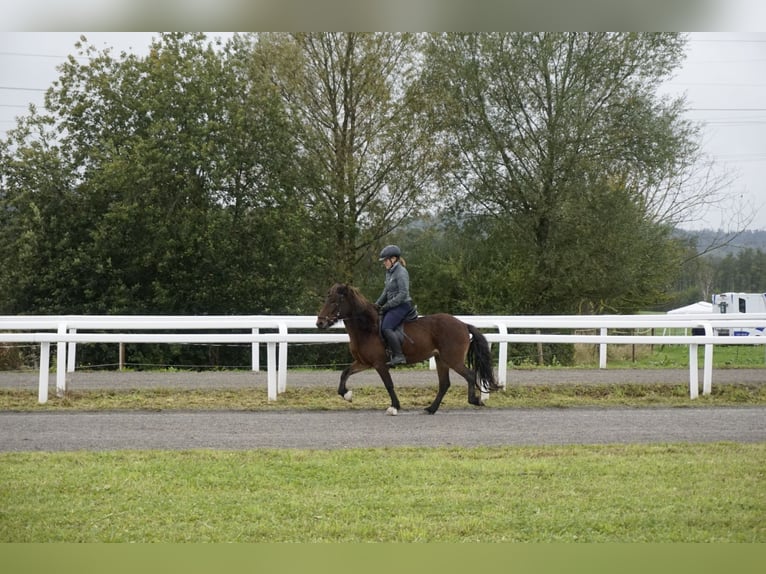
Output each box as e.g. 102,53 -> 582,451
1,407 -> 764,452
1,367 -> 764,452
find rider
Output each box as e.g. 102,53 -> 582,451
375,244 -> 413,366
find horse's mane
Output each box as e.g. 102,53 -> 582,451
343,284 -> 371,306
342,284 -> 378,333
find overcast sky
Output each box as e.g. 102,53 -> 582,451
1,31 -> 765,231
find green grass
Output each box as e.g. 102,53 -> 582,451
1,443 -> 764,542
576,342 -> 766,369
3,353 -> 764,544
2,382 -> 765,411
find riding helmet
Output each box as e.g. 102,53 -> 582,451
378,245 -> 401,261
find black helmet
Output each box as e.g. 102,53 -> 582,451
378,244 -> 401,260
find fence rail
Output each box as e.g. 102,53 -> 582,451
2,313 -> 765,403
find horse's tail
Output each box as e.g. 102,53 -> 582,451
466,324 -> 500,393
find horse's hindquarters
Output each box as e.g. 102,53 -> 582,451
402,314 -> 470,364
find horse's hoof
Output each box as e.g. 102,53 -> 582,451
386,406 -> 398,416
423,408 -> 436,415
343,390 -> 353,402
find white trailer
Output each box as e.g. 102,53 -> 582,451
712,292 -> 766,335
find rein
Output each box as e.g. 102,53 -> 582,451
317,293 -> 353,327
317,309 -> 348,327
318,290 -> 377,330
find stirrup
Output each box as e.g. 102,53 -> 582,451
387,354 -> 406,366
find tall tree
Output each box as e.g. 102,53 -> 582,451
0,111 -> 83,313
260,32 -> 438,284
711,248 -> 766,293
0,33 -> 313,315
421,33 -> 703,313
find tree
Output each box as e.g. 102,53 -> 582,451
260,32 -> 439,285
0,33 -> 314,317
421,33 -> 702,313
710,248 -> 766,293
0,110 -> 86,313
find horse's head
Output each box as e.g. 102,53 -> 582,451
316,283 -> 351,329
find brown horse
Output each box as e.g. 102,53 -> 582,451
315,283 -> 500,415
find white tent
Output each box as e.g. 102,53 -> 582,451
667,301 -> 713,314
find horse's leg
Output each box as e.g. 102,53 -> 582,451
424,356 -> 451,414
451,362 -> 483,406
373,365 -> 401,415
337,360 -> 369,402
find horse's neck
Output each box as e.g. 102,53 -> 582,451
344,303 -> 378,336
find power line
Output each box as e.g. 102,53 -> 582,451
0,86 -> 47,92
0,50 -> 73,59
668,82 -> 766,87
703,121 -> 766,126
717,157 -> 766,163
689,38 -> 766,44
683,58 -> 766,64
688,107 -> 766,112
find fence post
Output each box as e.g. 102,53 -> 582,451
702,323 -> 713,395
496,323 -> 508,389
56,323 -> 67,397
599,327 -> 607,369
251,328 -> 260,372
688,343 -> 699,399
38,341 -> 50,404
267,341 -> 277,401
278,323 -> 288,393
67,328 -> 77,372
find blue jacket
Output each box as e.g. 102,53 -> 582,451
375,262 -> 412,312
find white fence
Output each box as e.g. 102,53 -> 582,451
2,313 -> 766,404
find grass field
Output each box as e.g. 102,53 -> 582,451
1,443 -> 764,542
575,340 -> 766,368
2,346 -> 764,544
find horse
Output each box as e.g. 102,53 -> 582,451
315,283 -> 500,415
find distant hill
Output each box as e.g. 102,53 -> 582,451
675,229 -> 766,257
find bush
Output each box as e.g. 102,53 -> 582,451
0,344 -> 23,369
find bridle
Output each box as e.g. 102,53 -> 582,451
317,294 -> 350,327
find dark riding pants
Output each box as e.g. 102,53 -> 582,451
381,302 -> 412,331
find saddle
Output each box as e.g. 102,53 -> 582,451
383,305 -> 419,344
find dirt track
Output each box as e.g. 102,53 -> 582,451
1,367 -> 764,452
2,407 -> 764,452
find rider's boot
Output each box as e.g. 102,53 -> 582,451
382,329 -> 406,366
